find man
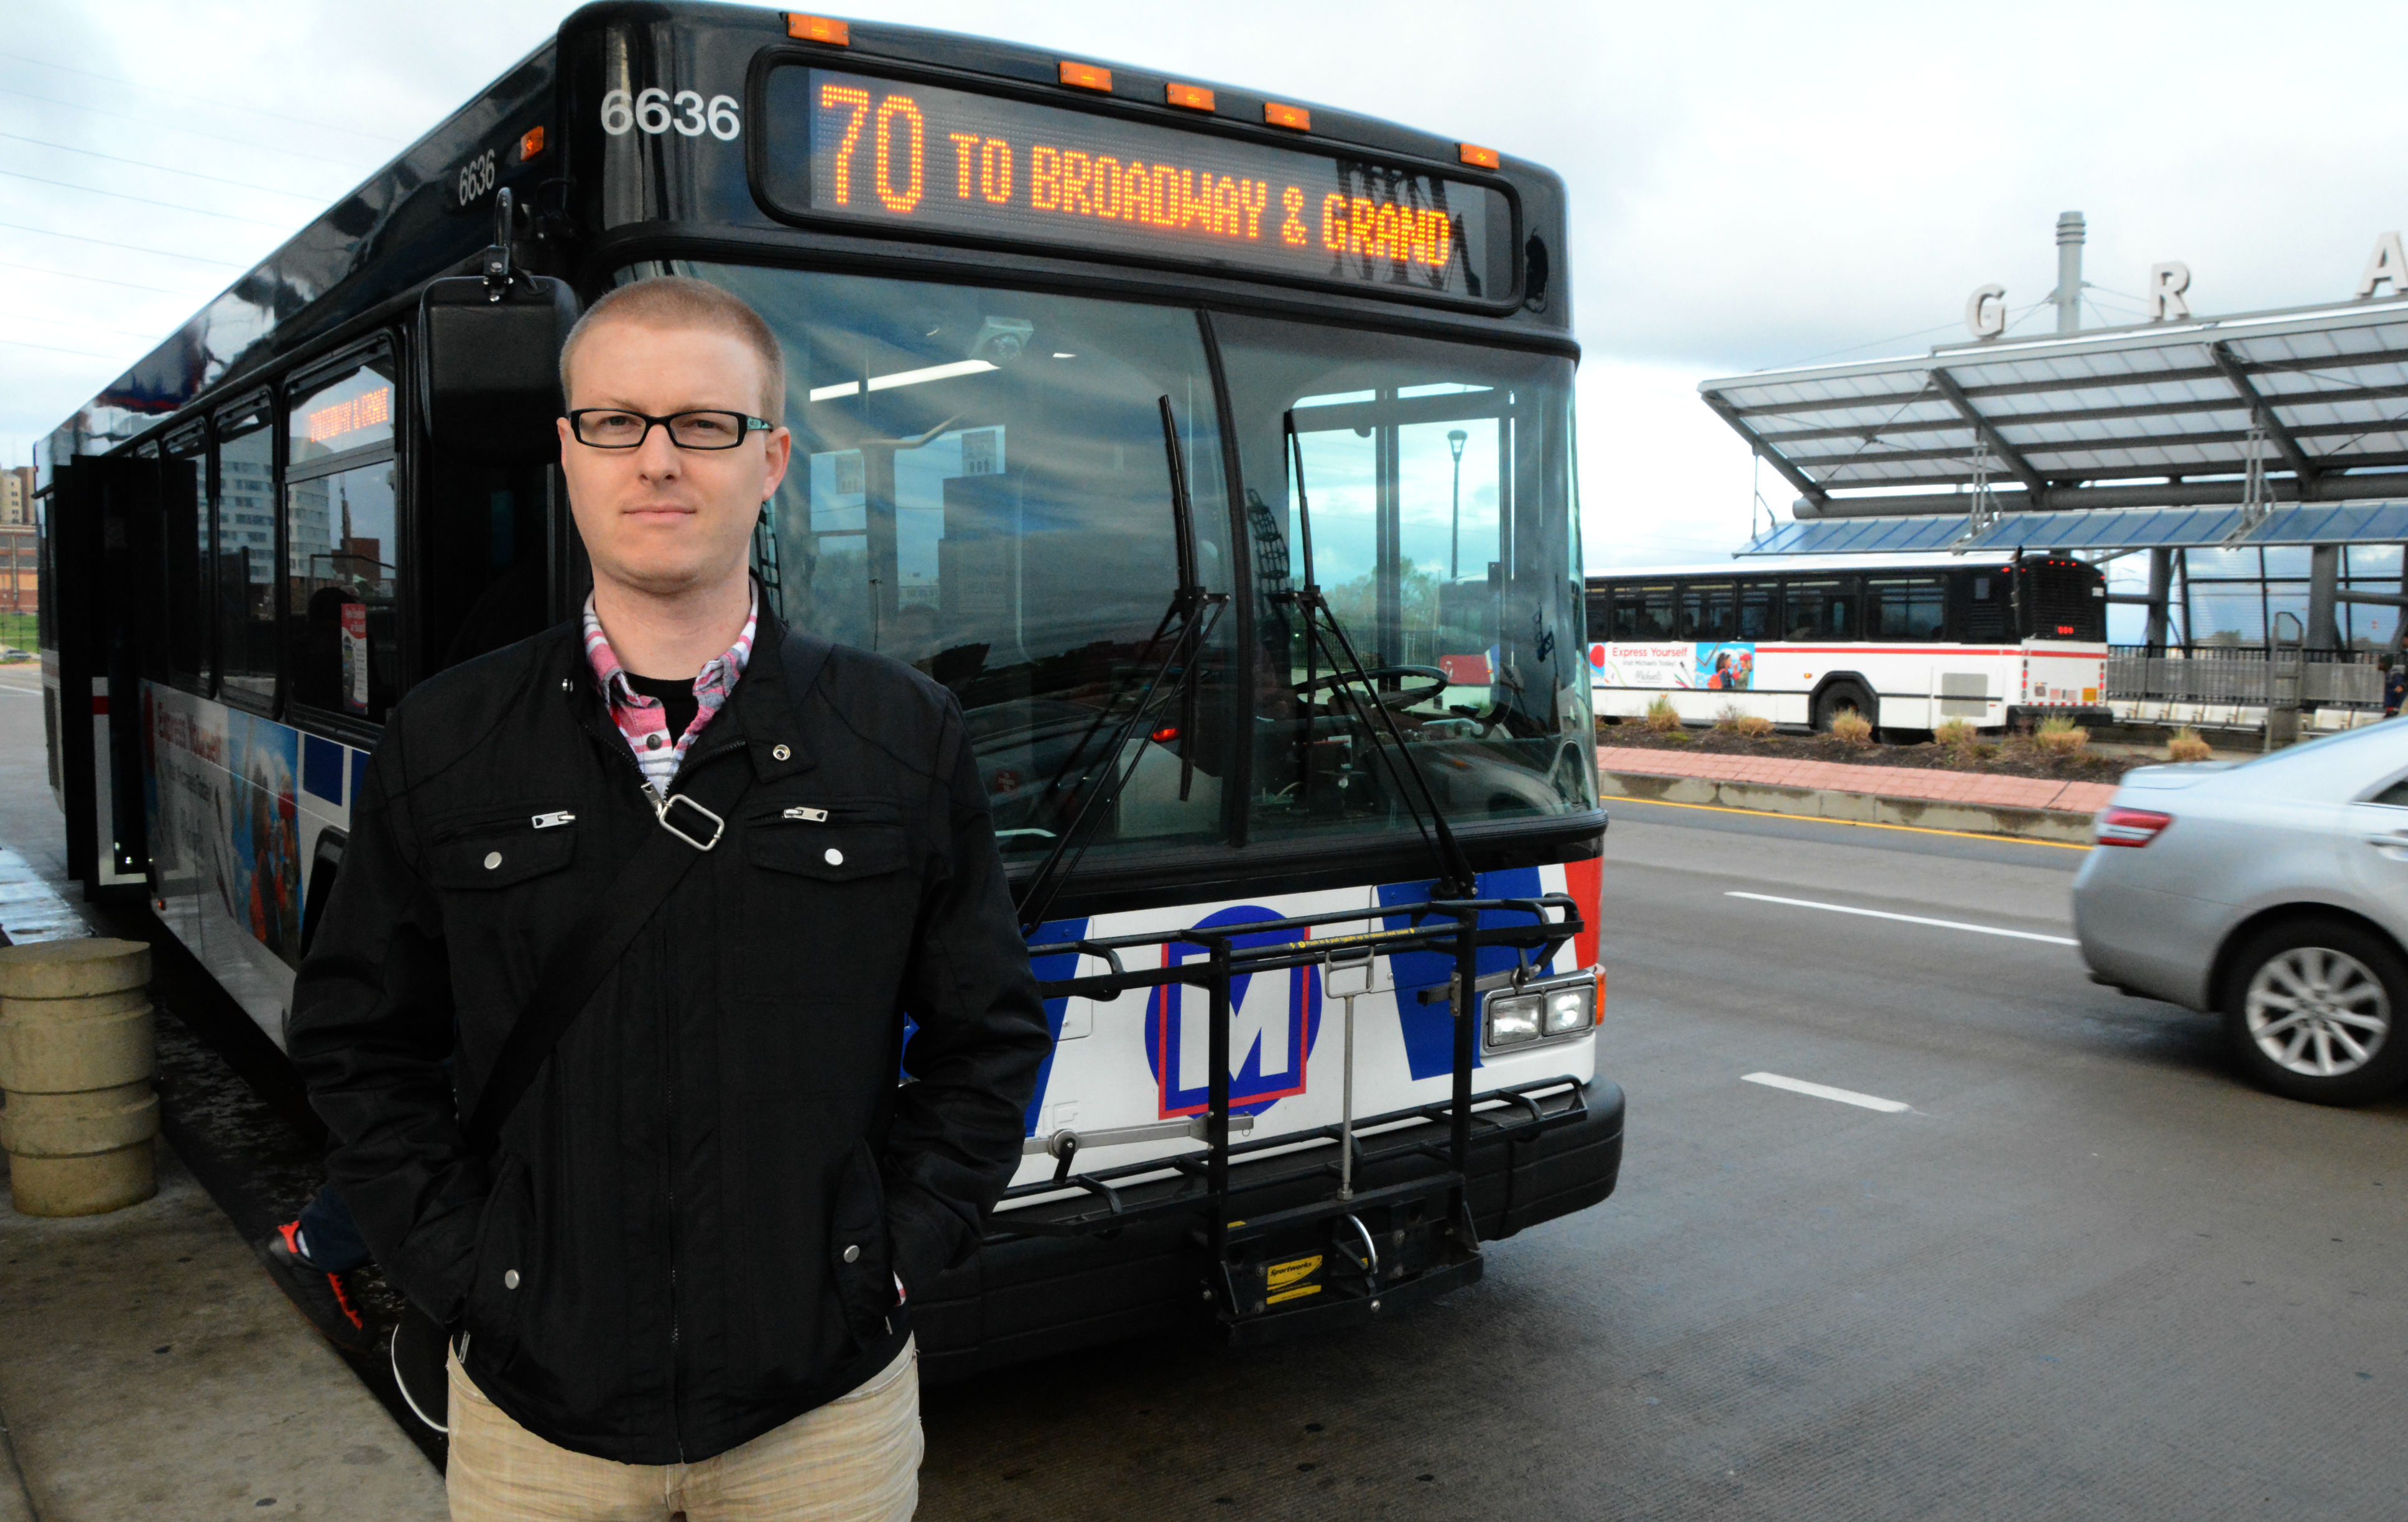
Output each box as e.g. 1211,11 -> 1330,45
2383,654 -> 2404,718
289,276 -> 1050,1520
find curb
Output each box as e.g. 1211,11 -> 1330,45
1598,768 -> 2098,844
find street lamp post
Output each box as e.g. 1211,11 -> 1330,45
1446,429 -> 1468,580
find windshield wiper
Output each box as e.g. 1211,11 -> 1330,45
1013,396 -> 1228,933
1277,409 -> 1478,900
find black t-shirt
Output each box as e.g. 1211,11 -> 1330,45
624,672 -> 701,742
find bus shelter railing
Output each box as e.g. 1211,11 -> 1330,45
987,893 -> 1588,1338
2106,647 -> 2385,708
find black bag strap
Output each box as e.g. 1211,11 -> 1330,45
462,627 -> 833,1158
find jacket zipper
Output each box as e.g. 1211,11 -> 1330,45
663,922 -> 685,1464
575,683 -> 754,1462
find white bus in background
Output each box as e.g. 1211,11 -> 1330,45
1584,555 -> 2111,736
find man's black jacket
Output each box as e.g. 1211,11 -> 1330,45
287,610 -> 1051,1463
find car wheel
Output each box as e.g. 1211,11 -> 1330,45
2221,921 -> 2408,1105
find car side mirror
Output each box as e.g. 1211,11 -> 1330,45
415,189 -> 580,464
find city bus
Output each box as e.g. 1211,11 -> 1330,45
1585,555 -> 2109,736
35,4 -> 1617,1380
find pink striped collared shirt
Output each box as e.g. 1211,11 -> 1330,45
581,591 -> 757,797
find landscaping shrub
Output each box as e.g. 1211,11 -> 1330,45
1830,711 -> 1874,747
1935,717 -> 1977,750
1712,704 -> 1744,731
1644,694 -> 1682,734
1734,714 -> 1775,738
2167,727 -> 2213,763
2033,715 -> 2090,755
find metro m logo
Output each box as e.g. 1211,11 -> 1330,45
1144,906 -> 1323,1119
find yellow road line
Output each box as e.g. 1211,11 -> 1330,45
1608,793 -> 2092,850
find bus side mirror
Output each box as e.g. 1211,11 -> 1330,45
415,272 -> 579,464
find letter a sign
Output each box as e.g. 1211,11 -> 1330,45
2358,233 -> 2408,299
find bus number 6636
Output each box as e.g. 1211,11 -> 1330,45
602,87 -> 741,141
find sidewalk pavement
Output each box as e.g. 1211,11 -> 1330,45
0,831 -> 446,1520
1595,743 -> 2115,844
0,1144 -> 447,1521
1596,744 -> 2121,815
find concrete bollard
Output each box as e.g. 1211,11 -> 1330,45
0,938 -> 159,1216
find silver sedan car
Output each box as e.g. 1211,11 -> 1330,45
2073,721 -> 2408,1105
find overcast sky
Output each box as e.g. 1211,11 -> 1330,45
6,1 -> 2406,568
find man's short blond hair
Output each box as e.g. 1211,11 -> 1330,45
558,275 -> 785,418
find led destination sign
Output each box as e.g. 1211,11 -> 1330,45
760,67 -> 1512,301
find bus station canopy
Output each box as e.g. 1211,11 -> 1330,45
1739,500 -> 2408,557
1700,295 -> 2408,524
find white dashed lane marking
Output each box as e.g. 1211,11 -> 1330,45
1742,1072 -> 1913,1114
1725,890 -> 2080,946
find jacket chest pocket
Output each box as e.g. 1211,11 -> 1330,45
427,808 -> 580,891
732,806 -> 919,1004
424,808 -> 583,992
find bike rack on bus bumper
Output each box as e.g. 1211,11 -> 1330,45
990,893 -> 1590,1340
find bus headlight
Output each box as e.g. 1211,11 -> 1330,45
1481,973 -> 1596,1051
1486,993 -> 1543,1046
1543,985 -> 1593,1035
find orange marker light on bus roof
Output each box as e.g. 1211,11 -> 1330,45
1059,60 -> 1113,91
1262,101 -> 1310,131
1458,142 -> 1500,169
1165,81 -> 1215,111
787,14 -> 850,45
517,126 -> 546,162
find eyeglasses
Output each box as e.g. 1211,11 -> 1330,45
567,409 -> 774,450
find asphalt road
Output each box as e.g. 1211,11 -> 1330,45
917,797 -> 2408,1521
6,676 -> 2402,1519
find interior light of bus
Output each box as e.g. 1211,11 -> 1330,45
1058,60 -> 1113,91
2096,806 -> 2173,847
787,14 -> 849,44
1165,81 -> 1215,111
517,126 -> 545,162
1262,100 -> 1310,131
1150,726 -> 1180,743
1458,142 -> 1500,168
806,357 -> 999,402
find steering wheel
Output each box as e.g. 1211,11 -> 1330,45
1293,664 -> 1450,713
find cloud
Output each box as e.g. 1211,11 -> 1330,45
5,0 -> 2404,574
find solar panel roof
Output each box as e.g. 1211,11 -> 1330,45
1702,296 -> 2408,519
1738,501 -> 2408,556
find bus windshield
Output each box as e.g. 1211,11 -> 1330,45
1215,317 -> 1593,841
675,262 -> 1591,859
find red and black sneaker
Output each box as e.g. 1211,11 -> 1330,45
255,1222 -> 369,1352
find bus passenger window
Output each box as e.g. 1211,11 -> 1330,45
1867,577 -> 1945,640
284,463 -> 399,720
163,427 -> 208,690
1785,580 -> 1856,640
1680,582 -> 1736,642
1737,582 -> 1775,641
1619,584 -> 1674,640
213,405 -> 278,706
285,353 -> 401,722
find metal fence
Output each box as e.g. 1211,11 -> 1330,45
2106,647 -> 2386,708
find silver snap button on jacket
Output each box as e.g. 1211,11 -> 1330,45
504,1268 -> 520,1289
484,851 -> 502,870
841,1244 -> 860,1263
772,744 -> 791,761
824,847 -> 845,866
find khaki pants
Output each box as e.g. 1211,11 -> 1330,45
445,1339 -> 922,1521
